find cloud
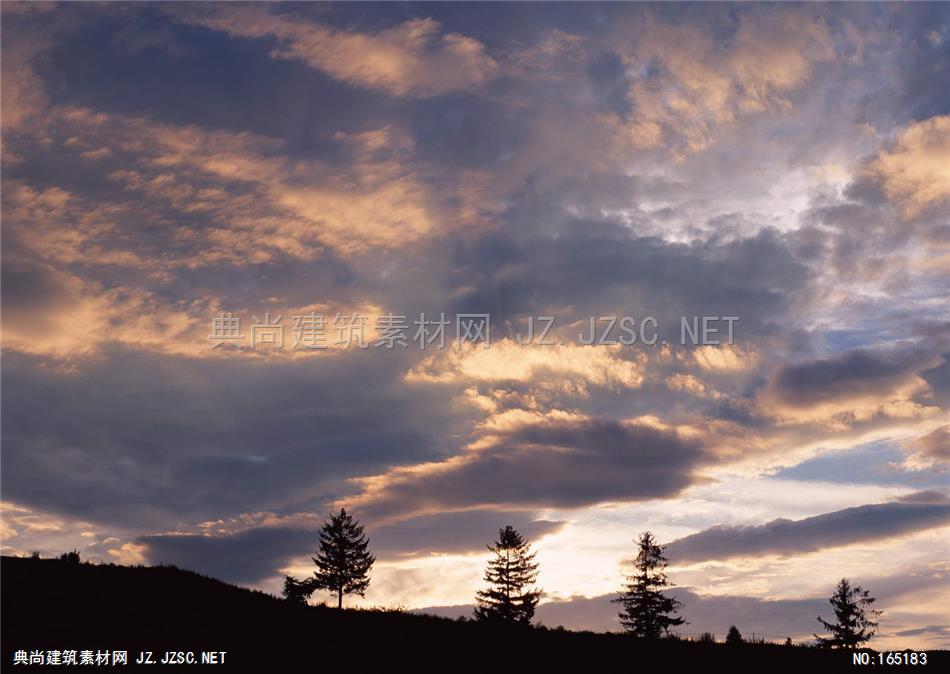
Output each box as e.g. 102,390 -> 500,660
761,346 -> 943,428
0,256 -> 209,358
0,2 -> 56,133
406,340 -> 645,389
904,426 -> 950,468
344,413 -> 709,523
867,115 -> 950,219
139,526 -> 315,585
0,347 -> 469,529
895,625 -> 950,639
664,492 -> 950,563
8,108 -> 445,262
177,7 -> 497,96
140,509 -> 564,583
610,7 -> 837,153
371,510 -> 565,557
692,345 -> 757,373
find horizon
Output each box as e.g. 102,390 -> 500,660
2,0 -> 948,654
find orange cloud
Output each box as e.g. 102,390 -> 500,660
867,115 -> 950,219
406,339 -> 646,389
178,7 -> 498,96
613,9 -> 837,153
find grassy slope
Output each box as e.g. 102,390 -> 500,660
2,557 -> 942,672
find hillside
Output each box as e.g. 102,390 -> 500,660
2,557 -> 940,672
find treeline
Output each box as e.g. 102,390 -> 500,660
280,509 -> 882,648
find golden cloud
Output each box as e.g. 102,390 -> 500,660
405,339 -> 646,389
178,7 -> 498,97
867,115 -> 950,219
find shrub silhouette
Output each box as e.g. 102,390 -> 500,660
281,574 -> 314,604
60,550 -> 81,564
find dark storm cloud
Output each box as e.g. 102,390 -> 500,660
664,492 -> 950,563
448,220 -> 811,343
139,526 -> 315,585
0,347 -> 471,529
353,416 -> 709,521
767,346 -> 937,409
138,510 -> 564,584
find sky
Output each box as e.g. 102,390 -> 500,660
2,1 -> 949,650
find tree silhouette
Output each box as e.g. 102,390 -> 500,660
281,575 -> 314,604
613,531 -> 685,638
60,550 -> 81,564
311,508 -> 375,609
815,578 -> 881,649
474,525 -> 541,625
726,625 -> 743,645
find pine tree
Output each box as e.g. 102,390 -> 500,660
311,508 -> 375,609
281,575 -> 314,604
815,578 -> 881,649
613,531 -> 685,638
726,625 -> 743,645
474,525 -> 541,625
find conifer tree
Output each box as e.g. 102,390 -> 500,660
474,525 -> 541,624
311,508 -> 375,609
613,531 -> 685,638
726,625 -> 743,645
815,578 -> 881,649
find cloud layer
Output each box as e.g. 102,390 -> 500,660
665,492 -> 950,563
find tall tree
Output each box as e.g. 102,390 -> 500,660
474,525 -> 541,625
815,578 -> 881,649
311,508 -> 375,609
613,531 -> 685,638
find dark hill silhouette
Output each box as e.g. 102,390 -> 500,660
3,557 -> 943,672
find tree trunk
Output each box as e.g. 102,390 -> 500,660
337,587 -> 343,609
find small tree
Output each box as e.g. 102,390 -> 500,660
281,575 -> 314,604
726,625 -> 743,645
815,578 -> 881,649
613,531 -> 685,638
311,508 -> 375,609
474,525 -> 541,625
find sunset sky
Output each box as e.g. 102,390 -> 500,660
2,2 -> 948,649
